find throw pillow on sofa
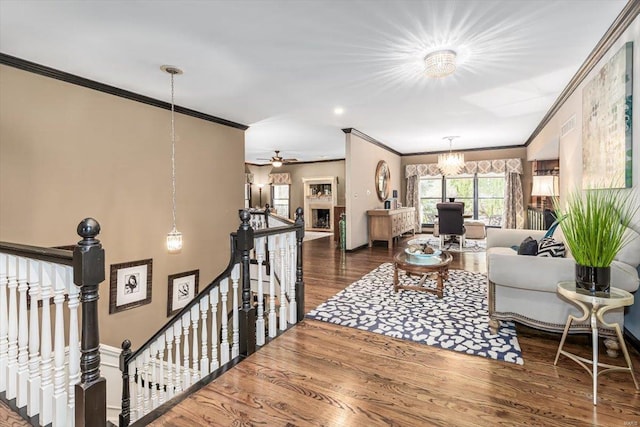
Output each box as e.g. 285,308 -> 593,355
537,237 -> 565,257
517,236 -> 538,256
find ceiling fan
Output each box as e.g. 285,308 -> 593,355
257,150 -> 299,167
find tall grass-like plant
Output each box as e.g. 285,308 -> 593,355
555,188 -> 639,267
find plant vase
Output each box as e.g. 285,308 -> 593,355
575,264 -> 611,295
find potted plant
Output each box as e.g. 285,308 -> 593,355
555,187 -> 639,295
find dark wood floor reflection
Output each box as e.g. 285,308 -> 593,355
153,235 -> 640,426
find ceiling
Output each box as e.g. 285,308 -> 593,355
0,1 -> 628,164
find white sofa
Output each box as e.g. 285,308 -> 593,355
486,227 -> 640,355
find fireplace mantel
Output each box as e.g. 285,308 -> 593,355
302,176 -> 338,232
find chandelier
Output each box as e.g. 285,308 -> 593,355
424,49 -> 457,78
438,136 -> 464,176
162,65 -> 184,253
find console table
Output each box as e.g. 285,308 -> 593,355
367,207 -> 416,248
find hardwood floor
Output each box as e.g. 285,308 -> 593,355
152,235 -> 640,426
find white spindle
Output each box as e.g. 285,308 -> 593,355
150,342 -> 159,409
0,253 -> 8,393
6,254 -> 18,400
52,265 -> 68,427
39,262 -> 53,426
135,356 -> 144,421
157,335 -> 166,406
128,360 -> 136,422
16,257 -> 29,408
66,274 -> 80,427
288,232 -> 297,324
209,287 -> 219,372
220,278 -> 230,365
26,259 -> 41,416
142,349 -> 151,414
255,237 -> 265,346
199,295 -> 209,378
181,311 -> 191,388
231,265 -> 239,359
279,235 -> 288,331
173,320 -> 182,393
165,328 -> 175,400
267,236 -> 277,338
190,304 -> 200,383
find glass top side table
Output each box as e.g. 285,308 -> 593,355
554,281 -> 638,405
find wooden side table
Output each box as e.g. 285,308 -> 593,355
554,281 -> 639,405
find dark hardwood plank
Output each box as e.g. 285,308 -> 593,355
152,235 -> 640,426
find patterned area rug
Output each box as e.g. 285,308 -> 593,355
306,263 -> 523,365
409,235 -> 486,252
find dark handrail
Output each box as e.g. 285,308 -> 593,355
0,241 -> 73,265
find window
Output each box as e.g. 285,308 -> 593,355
418,177 -> 442,225
418,173 -> 506,226
272,184 -> 290,218
244,184 -> 251,209
477,173 -> 505,226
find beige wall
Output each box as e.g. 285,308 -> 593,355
402,147 -> 532,205
246,161 -> 346,219
0,65 -> 245,347
345,133 -> 401,249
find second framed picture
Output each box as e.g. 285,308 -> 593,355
109,259 -> 153,314
167,270 -> 200,317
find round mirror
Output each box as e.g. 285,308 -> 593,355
375,160 -> 390,202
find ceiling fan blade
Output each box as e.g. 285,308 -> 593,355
283,158 -> 299,162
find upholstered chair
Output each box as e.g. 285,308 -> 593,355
436,202 -> 465,247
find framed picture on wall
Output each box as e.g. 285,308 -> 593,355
109,259 -> 153,314
167,270 -> 200,317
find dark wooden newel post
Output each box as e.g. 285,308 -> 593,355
73,218 -> 106,427
295,207 -> 305,322
238,210 -> 256,356
119,340 -> 132,427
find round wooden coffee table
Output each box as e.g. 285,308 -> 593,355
393,251 -> 453,298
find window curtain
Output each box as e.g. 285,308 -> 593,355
502,159 -> 525,229
406,175 -> 420,230
268,173 -> 292,185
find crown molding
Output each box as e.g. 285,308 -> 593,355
0,52 -> 249,131
342,128 -> 402,156
403,144 -> 524,157
524,0 -> 639,146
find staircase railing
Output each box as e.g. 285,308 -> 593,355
118,208 -> 304,426
0,218 -> 107,427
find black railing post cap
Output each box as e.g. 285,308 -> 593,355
296,207 -> 304,217
77,218 -> 101,241
239,209 -> 251,223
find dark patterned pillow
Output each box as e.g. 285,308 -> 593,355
537,237 -> 565,257
517,236 -> 538,256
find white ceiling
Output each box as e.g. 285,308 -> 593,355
0,0 -> 628,164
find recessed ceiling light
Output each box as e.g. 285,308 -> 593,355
334,107 -> 344,115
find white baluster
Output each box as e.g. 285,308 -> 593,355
190,305 -> 200,383
220,278 -> 230,365
199,295 -> 209,378
142,348 -> 151,414
209,287 -> 219,372
6,254 -> 18,400
181,311 -> 191,388
66,274 -> 80,427
16,257 -> 29,409
173,320 -> 182,393
39,262 -> 53,426
288,231 -> 297,324
135,356 -> 143,420
26,259 -> 41,416
267,236 -> 278,338
279,235 -> 288,331
231,265 -> 240,359
164,328 -> 174,400
128,360 -> 136,422
0,253 -> 8,393
255,237 -> 265,346
150,342 -> 159,409
52,265 -> 68,427
156,335 -> 166,406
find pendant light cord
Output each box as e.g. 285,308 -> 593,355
170,71 -> 177,230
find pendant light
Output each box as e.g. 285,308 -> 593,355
162,65 -> 183,253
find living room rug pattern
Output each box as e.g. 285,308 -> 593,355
409,236 -> 486,252
306,263 -> 523,365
